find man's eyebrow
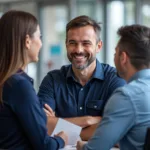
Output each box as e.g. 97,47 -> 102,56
68,40 -> 76,42
82,40 -> 92,43
68,40 -> 92,43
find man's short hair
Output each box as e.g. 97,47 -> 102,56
117,24 -> 150,70
66,15 -> 101,42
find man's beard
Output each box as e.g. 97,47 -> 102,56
67,52 -> 96,70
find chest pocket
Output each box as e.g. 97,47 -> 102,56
86,100 -> 103,116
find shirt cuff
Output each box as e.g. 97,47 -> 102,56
83,143 -> 88,150
54,136 -> 65,149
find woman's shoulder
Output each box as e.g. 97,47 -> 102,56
8,73 -> 28,84
5,73 -> 32,90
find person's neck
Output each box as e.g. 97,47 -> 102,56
20,66 -> 26,71
124,66 -> 138,82
20,63 -> 28,71
72,61 -> 96,86
126,66 -> 150,82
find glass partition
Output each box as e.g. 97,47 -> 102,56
142,0 -> 150,26
0,0 -> 149,89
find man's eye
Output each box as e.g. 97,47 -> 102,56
83,43 -> 91,46
69,42 -> 76,45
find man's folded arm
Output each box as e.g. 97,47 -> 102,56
64,116 -> 101,128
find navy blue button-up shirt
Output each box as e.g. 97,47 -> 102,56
0,71 -> 64,150
38,60 -> 126,117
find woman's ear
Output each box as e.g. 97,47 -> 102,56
25,34 -> 31,50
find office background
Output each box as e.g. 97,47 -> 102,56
0,0 -> 149,90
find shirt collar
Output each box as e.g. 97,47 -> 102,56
17,69 -> 34,84
66,59 -> 104,81
128,69 -> 150,83
66,65 -> 75,80
93,60 -> 104,80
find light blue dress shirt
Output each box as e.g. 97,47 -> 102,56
83,69 -> 150,150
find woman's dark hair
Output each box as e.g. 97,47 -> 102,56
0,10 -> 38,103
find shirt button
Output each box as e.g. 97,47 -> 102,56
80,107 -> 83,110
80,88 -> 83,91
94,105 -> 97,108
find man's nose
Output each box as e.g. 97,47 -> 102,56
76,43 -> 84,53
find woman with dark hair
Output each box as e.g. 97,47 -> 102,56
0,10 -> 68,150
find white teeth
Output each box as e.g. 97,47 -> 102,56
74,55 -> 85,59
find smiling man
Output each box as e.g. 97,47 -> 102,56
38,15 -> 125,139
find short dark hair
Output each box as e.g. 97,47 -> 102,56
66,15 -> 101,42
117,24 -> 150,70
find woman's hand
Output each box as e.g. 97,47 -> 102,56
55,131 -> 68,146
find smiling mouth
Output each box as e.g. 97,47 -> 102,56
74,55 -> 87,59
72,53 -> 88,60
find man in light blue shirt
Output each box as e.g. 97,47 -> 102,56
77,25 -> 150,150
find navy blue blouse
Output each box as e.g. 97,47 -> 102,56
0,71 -> 64,150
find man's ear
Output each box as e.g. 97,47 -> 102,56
25,34 -> 31,50
96,40 -> 103,53
120,51 -> 128,65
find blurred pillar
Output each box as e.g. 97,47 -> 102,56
135,0 -> 142,23
68,0 -> 77,20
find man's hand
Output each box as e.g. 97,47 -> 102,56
76,141 -> 87,150
44,104 -> 55,117
55,131 -> 68,146
79,117 -> 101,141
80,123 -> 99,141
